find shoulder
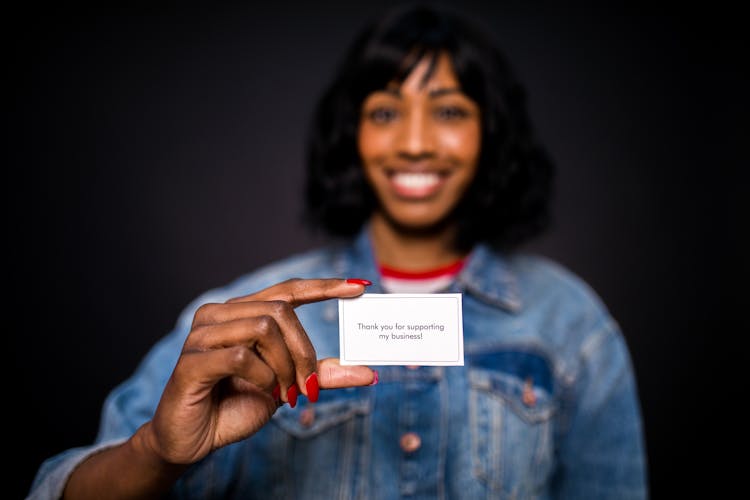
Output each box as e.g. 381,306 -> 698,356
508,253 -> 609,315
506,253 -> 627,367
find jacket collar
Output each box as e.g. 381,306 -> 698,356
336,226 -> 522,313
455,244 -> 522,313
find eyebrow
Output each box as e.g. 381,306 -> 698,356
380,87 -> 464,98
428,87 -> 462,97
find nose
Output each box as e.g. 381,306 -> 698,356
397,109 -> 436,160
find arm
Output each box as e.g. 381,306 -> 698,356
62,423 -> 186,499
552,322 -> 648,499
39,278 -> 375,500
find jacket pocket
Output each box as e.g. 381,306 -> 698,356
467,348 -> 557,496
272,387 -> 372,438
270,387 -> 373,499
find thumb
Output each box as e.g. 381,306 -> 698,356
316,358 -> 377,388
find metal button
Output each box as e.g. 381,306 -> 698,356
400,432 -> 422,453
522,377 -> 537,407
406,365 -> 419,370
299,407 -> 315,427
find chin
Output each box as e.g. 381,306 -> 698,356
380,206 -> 455,234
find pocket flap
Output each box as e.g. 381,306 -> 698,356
272,388 -> 372,439
468,349 -> 557,423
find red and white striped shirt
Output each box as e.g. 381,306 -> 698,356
379,258 -> 466,293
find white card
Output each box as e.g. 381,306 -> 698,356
338,293 -> 464,366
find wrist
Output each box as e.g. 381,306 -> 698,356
130,422 -> 188,477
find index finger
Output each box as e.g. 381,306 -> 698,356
226,278 -> 371,307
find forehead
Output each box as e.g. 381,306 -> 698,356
387,52 -> 460,94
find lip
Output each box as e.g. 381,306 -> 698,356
385,168 -> 449,199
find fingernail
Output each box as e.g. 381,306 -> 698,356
346,278 -> 372,286
287,383 -> 299,408
369,370 -> 379,386
305,373 -> 319,403
272,384 -> 280,402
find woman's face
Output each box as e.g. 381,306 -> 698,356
358,52 -> 481,230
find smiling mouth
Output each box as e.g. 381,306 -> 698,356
386,169 -> 448,198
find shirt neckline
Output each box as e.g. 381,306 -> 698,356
379,259 -> 466,280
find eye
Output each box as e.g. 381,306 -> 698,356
434,105 -> 469,121
367,106 -> 399,124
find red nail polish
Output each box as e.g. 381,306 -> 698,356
346,278 -> 372,286
287,383 -> 299,408
272,384 -> 280,402
305,373 -> 319,403
369,370 -> 379,386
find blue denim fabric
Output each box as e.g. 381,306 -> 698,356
28,229 -> 648,499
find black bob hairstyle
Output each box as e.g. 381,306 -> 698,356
305,4 -> 554,252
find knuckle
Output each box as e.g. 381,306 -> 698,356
254,315 -> 277,337
282,278 -> 304,303
269,300 -> 293,316
299,346 -> 317,367
185,325 -> 210,350
193,303 -> 218,324
227,345 -> 252,368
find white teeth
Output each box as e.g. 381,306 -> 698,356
392,172 -> 440,189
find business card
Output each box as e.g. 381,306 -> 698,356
338,293 -> 464,366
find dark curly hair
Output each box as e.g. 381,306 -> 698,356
305,4 -> 554,252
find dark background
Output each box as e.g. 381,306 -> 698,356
11,1 -> 745,498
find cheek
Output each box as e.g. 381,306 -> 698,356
358,123 -> 393,162
438,123 -> 481,163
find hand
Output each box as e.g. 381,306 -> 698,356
141,278 -> 375,465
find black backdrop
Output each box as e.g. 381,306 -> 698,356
11,1 -> 745,498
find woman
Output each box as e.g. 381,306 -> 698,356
29,5 -> 647,499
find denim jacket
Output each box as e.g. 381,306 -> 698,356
29,230 -> 648,499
